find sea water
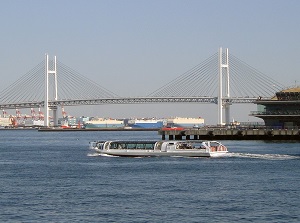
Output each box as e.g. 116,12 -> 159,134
0,130 -> 299,222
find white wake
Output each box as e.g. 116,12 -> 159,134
225,152 -> 299,160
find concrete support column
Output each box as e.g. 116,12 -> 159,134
225,103 -> 231,125
51,107 -> 58,126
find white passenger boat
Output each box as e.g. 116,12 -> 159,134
89,140 -> 228,157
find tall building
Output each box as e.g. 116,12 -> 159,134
250,87 -> 300,128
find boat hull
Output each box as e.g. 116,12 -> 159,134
96,150 -> 219,157
85,123 -> 124,128
127,119 -> 165,128
128,123 -> 163,128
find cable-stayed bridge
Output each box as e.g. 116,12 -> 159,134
0,48 -> 284,126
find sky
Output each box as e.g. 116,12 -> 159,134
0,0 -> 299,124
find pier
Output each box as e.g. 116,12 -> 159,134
37,127 -> 158,132
159,128 -> 300,140
2,127 -> 300,140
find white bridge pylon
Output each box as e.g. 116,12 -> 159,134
45,54 -> 58,127
218,47 -> 231,126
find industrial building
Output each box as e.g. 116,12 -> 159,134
250,87 -> 300,128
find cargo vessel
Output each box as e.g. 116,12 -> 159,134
127,118 -> 166,128
0,117 -> 11,127
84,118 -> 124,129
166,117 -> 205,128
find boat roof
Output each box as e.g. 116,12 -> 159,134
94,140 -> 220,144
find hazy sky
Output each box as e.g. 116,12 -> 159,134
0,0 -> 299,124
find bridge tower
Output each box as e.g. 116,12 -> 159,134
218,47 -> 231,125
44,54 -> 58,127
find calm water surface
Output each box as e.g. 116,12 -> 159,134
0,130 -> 300,222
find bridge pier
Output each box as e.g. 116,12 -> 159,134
224,102 -> 231,124
50,106 -> 58,126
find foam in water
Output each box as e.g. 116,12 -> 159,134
87,152 -> 101,157
225,152 -> 299,160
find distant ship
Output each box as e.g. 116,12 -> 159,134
0,117 -> 11,127
23,120 -> 44,127
85,118 -> 124,129
127,118 -> 166,128
167,117 -> 205,128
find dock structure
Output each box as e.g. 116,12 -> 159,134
158,128 -> 300,140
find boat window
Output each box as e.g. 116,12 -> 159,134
108,142 -> 157,150
136,144 -> 143,149
134,143 -> 155,150
136,143 -> 146,149
193,142 -> 205,149
209,141 -> 225,152
144,143 -> 155,150
177,143 -> 193,150
97,143 -> 104,150
127,143 -> 137,149
110,143 -> 117,149
110,143 -> 126,149
210,142 -> 219,147
119,143 -> 127,149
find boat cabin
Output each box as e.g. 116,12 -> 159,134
90,140 -> 227,152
